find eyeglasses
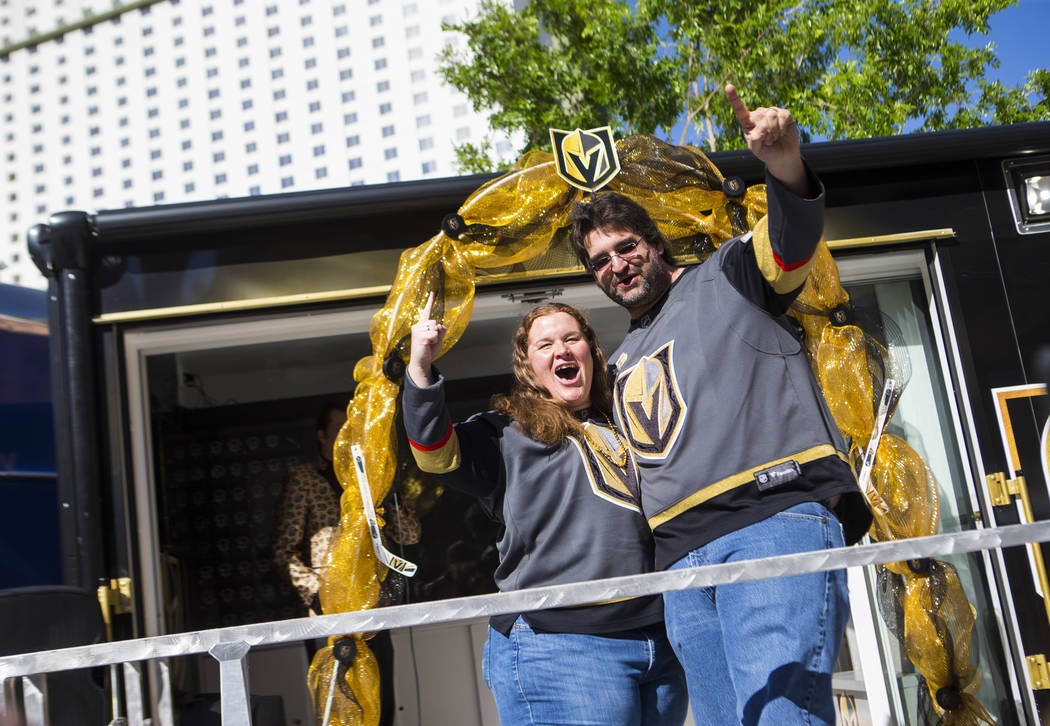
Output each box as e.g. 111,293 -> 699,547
587,239 -> 642,272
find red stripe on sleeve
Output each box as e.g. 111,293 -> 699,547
771,248 -> 812,272
408,421 -> 453,452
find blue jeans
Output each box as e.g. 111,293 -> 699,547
483,616 -> 688,726
664,502 -> 849,726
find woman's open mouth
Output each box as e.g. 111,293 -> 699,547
554,362 -> 580,382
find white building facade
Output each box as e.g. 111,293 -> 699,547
0,0 -> 516,287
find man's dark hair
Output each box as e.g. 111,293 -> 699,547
315,397 -> 348,433
568,192 -> 676,271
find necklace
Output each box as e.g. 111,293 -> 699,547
582,413 -> 630,469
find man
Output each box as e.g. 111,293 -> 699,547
273,399 -> 417,726
569,85 -> 872,725
273,399 -> 350,617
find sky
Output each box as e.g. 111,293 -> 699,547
975,0 -> 1050,86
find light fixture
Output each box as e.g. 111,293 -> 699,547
1003,156 -> 1050,235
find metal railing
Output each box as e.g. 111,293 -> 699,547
3,521 -> 1050,725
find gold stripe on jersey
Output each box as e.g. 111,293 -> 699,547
647,444 -> 849,529
751,215 -> 818,294
409,432 -> 462,474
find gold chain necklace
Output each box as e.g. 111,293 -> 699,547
582,413 -> 630,469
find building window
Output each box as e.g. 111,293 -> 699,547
246,142 -> 257,153
185,182 -> 196,193
182,140 -> 192,150
384,147 -> 397,160
154,192 -> 165,202
281,176 -> 294,188
339,69 -> 352,81
313,144 -> 325,156
270,48 -> 282,58
149,150 -> 161,160
348,157 -> 362,169
212,131 -> 224,141
413,91 -> 428,105
382,125 -> 395,137
419,137 -> 434,150
215,173 -> 227,184
277,132 -> 290,143
344,112 -> 358,124
372,36 -> 384,48
315,167 -> 327,179
337,48 -> 350,59
342,91 -> 356,103
406,25 -> 420,38
308,101 -> 320,112
310,122 -> 323,134
209,109 -> 222,120
379,102 -> 392,114
421,161 -> 436,174
279,154 -> 292,166
375,60 -> 388,72
416,115 -> 431,128
184,161 -> 194,171
213,151 -> 225,163
248,164 -> 259,175
408,47 -> 422,60
152,170 -> 163,180
241,79 -> 251,89
387,171 -> 400,182
249,185 -> 260,195
370,14 -> 382,26
456,126 -> 471,140
410,69 -> 424,82
306,79 -> 318,90
347,135 -> 360,147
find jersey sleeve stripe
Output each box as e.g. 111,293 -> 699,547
408,422 -> 462,474
408,421 -> 453,451
751,215 -> 818,294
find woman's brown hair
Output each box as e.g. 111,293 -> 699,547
492,303 -> 612,445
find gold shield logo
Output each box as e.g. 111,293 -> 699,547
573,423 -> 642,511
614,341 -> 687,459
549,126 -> 621,192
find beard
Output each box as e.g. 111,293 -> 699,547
599,258 -> 672,314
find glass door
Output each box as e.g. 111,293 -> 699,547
834,249 -> 1025,724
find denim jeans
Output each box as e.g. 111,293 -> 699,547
664,502 -> 849,726
483,616 -> 688,726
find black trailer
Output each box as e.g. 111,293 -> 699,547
20,122 -> 1050,725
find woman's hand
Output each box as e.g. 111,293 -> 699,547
407,291 -> 447,387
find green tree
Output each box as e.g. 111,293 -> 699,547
438,0 -> 685,173
439,0 -> 1048,170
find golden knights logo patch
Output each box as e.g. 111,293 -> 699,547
614,341 -> 687,459
570,423 -> 641,512
549,126 -> 621,192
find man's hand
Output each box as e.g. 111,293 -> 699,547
407,291 -> 447,387
725,84 -> 810,197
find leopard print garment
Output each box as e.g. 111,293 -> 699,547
273,460 -> 421,608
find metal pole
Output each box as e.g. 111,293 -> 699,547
208,642 -> 253,725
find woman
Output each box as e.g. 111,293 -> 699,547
402,296 -> 686,726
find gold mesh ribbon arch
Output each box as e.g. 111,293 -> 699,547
308,135 -> 992,725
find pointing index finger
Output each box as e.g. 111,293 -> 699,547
420,290 -> 435,323
725,84 -> 752,130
